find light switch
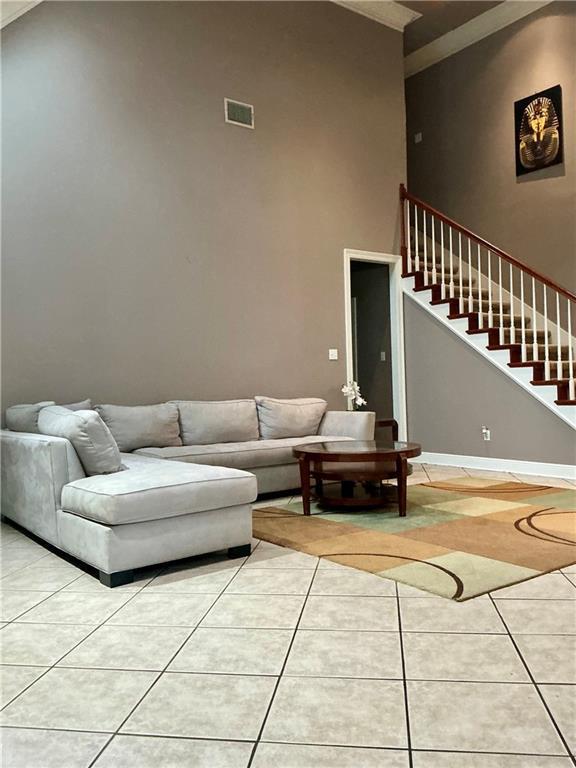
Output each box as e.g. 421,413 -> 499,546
414,132 -> 422,144
328,348 -> 338,361
380,351 -> 386,362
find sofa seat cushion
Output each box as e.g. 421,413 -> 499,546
133,435 -> 354,470
61,461 -> 257,526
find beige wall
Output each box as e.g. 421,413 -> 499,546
406,2 -> 576,292
404,298 -> 576,466
1,1 -> 406,409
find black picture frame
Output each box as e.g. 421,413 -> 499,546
514,84 -> 563,176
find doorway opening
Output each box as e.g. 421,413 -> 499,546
343,250 -> 407,439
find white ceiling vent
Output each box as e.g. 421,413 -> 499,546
224,98 -> 254,129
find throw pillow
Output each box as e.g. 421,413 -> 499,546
94,403 -> 182,452
5,401 -> 56,433
255,396 -> 327,439
38,406 -> 123,476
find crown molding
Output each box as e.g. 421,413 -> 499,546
334,1 -> 421,32
1,0 -> 42,29
405,0 -> 554,78
3,0 -> 421,35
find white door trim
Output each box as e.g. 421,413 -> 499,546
343,249 -> 408,440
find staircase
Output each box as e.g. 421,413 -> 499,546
399,185 -> 576,429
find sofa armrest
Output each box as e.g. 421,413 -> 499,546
0,430 -> 85,545
318,411 -> 375,441
376,418 -> 399,441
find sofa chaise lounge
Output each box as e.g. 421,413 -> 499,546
1,397 -> 375,586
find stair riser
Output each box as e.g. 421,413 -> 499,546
478,315 -> 532,329
498,330 -> 551,344
455,299 -> 511,313
525,362 -> 576,379
408,260 -> 460,275
524,346 -> 572,362
548,364 -> 576,378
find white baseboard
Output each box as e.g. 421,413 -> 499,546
413,452 -> 576,480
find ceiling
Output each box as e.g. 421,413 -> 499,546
398,1 -> 504,55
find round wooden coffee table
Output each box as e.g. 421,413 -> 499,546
293,439 -> 422,517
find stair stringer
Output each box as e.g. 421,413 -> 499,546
403,277 -> 576,431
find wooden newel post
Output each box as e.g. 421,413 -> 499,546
399,183 -> 408,275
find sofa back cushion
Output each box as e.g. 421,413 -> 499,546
94,403 -> 182,452
5,402 -> 56,433
255,396 -> 327,439
174,400 -> 259,445
62,399 -> 92,411
38,406 -> 123,476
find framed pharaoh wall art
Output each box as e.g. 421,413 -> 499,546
515,85 -> 563,176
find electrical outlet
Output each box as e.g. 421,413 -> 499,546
481,426 -> 491,441
414,132 -> 423,144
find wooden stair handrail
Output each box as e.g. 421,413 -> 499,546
400,184 -> 576,303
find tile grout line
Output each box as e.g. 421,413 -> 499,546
84,579 -> 229,768
558,571 -> 576,588
6,659 -> 560,685
0,567 -> 163,713
84,548 -> 254,766
2,721 -> 575,761
488,594 -> 576,766
0,569 -> 95,709
81,542 -> 260,768
396,581 -> 414,768
245,553 -> 321,768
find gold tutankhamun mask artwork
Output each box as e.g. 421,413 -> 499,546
519,95 -> 560,170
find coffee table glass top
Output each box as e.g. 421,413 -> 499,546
293,440 -> 421,458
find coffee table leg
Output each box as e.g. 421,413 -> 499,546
396,455 -> 408,517
299,456 -> 311,516
341,480 -> 355,498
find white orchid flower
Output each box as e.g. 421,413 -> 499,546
341,381 -> 366,409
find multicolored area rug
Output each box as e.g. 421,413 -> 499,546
253,477 -> 576,601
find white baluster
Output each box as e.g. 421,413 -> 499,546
415,206 -> 419,273
458,233 -> 463,313
556,291 -> 561,379
440,221 -> 445,300
449,227 -> 454,299
568,300 -> 574,399
532,277 -> 537,364
468,239 -> 473,313
423,211 -> 428,284
488,250 -> 493,329
432,216 -> 437,286
406,202 -> 412,272
477,244 -> 482,321
543,285 -> 550,380
498,256 -> 503,342
520,271 -> 526,359
509,264 -> 515,344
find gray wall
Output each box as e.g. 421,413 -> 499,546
1,1 -> 406,409
405,297 -> 576,466
351,262 -> 393,418
406,2 -> 576,292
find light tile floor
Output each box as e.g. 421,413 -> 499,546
0,464 -> 575,767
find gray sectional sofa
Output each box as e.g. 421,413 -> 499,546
1,397 -> 375,587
